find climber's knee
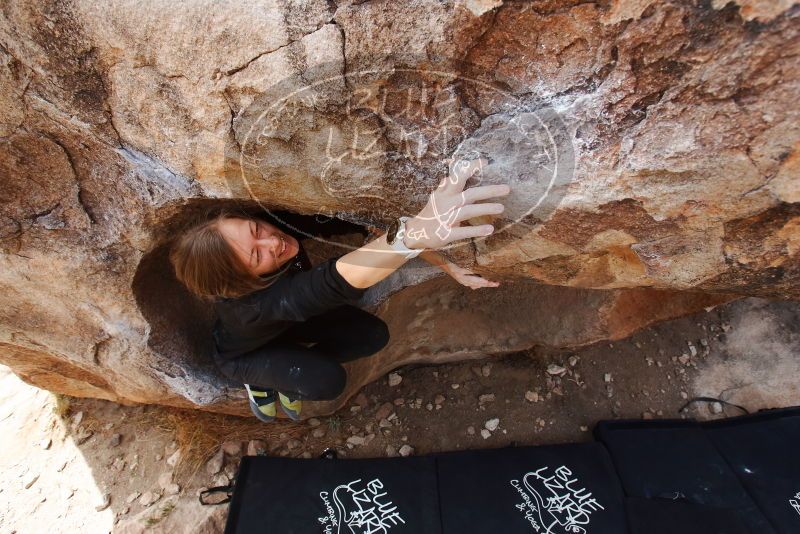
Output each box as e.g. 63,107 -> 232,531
297,363 -> 347,401
363,316 -> 390,354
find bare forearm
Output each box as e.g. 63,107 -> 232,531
335,231 -> 412,289
419,250 -> 451,272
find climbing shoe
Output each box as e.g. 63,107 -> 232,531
278,392 -> 302,421
245,384 -> 277,423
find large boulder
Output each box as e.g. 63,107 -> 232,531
0,0 -> 797,416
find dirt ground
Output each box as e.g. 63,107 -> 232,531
1,297 -> 798,533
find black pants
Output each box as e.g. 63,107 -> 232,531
215,305 -> 389,400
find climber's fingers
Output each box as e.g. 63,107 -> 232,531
441,223 -> 495,243
440,157 -> 489,192
461,183 -> 511,204
450,202 -> 505,224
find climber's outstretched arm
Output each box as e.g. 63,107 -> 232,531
335,159 -> 510,289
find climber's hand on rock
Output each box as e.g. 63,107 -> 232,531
445,263 -> 500,290
403,157 -> 510,250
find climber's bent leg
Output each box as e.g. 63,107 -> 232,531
278,304 -> 390,363
217,340 -> 347,401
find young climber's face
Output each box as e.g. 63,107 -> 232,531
217,217 -> 299,276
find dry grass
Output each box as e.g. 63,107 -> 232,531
50,392 -> 72,419
60,392 -> 340,486
135,406 -> 308,481
144,501 -> 176,526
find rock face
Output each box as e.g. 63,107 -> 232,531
0,1 -> 797,416
308,274 -> 733,417
693,298 -> 800,411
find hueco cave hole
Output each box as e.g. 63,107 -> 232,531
131,200 -> 370,383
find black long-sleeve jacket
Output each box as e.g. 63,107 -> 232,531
211,246 -> 367,360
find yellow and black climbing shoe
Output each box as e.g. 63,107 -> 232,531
245,384 -> 277,423
278,392 -> 302,421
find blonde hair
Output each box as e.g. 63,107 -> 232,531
169,209 -> 291,299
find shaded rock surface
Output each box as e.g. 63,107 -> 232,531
0,0 -> 797,416
307,274 -> 731,417
693,298 -> 800,410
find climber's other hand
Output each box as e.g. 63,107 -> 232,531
445,263 -> 500,290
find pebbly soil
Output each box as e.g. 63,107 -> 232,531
1,297 -> 798,533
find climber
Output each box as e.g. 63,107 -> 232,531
169,158 -> 510,422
